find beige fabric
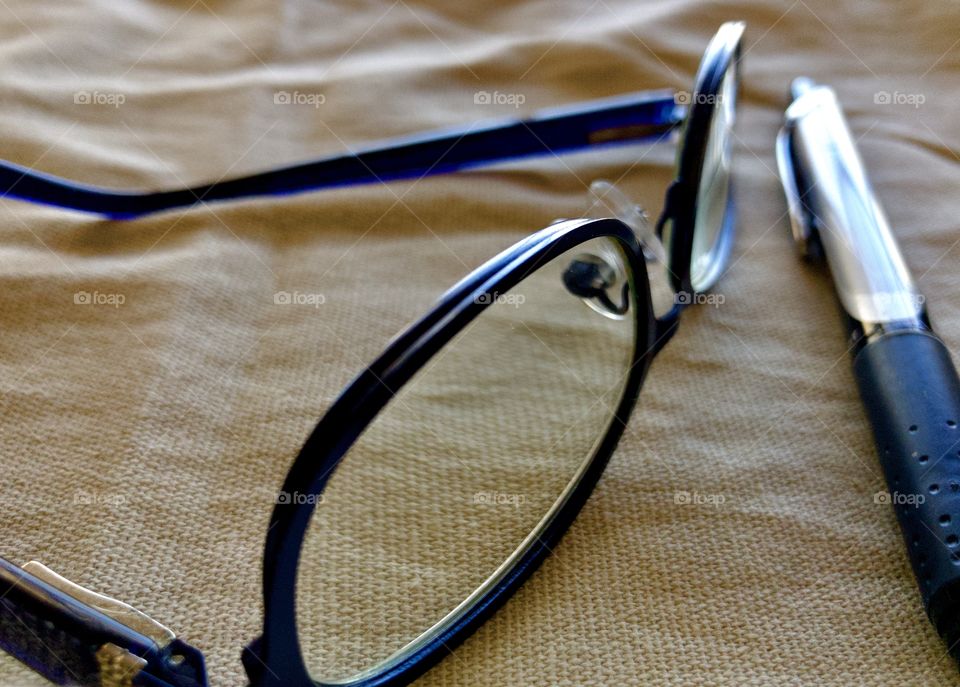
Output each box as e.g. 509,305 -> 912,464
296,238 -> 635,681
1,1 -> 959,686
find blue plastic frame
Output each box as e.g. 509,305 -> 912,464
247,23 -> 744,687
658,21 -> 744,295
0,91 -> 680,219
0,21 -> 744,687
243,218 -> 659,687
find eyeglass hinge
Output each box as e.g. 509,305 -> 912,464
0,556 -> 209,687
22,561 -> 176,650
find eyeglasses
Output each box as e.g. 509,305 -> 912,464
0,22 -> 744,687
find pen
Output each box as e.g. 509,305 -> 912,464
777,77 -> 960,660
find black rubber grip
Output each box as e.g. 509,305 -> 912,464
853,330 -> 960,655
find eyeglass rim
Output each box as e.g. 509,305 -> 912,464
247,217 -> 657,687
661,20 -> 745,296
250,17 -> 748,683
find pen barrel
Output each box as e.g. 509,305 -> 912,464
853,329 -> 960,654
783,85 -> 923,325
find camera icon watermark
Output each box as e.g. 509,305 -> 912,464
474,90 -> 526,109
273,90 -> 326,108
474,292 -> 525,307
276,490 -> 324,506
73,90 -> 126,108
869,291 -> 926,313
73,290 -> 126,308
473,491 -> 526,508
674,490 -> 727,507
273,290 -> 326,308
874,490 -> 925,508
874,90 -> 925,108
674,90 -> 724,106
674,291 -> 725,308
73,490 -> 127,508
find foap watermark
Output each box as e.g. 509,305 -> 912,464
674,90 -> 726,106
874,90 -> 925,108
473,491 -> 526,508
474,90 -> 525,108
276,490 -> 325,506
73,90 -> 125,108
274,90 -> 326,108
74,290 -> 125,307
474,291 -> 525,307
868,291 -> 926,313
274,290 -> 326,308
674,490 -> 726,507
74,490 -> 127,508
675,291 -> 725,308
874,490 -> 925,508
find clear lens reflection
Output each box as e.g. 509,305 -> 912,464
690,68 -> 736,291
295,237 -> 637,684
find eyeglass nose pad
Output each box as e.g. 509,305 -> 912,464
586,180 -> 667,265
562,253 -> 629,317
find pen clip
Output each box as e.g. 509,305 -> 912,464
774,122 -> 818,259
775,77 -> 925,328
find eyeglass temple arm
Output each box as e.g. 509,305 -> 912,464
0,90 -> 682,220
0,556 -> 209,686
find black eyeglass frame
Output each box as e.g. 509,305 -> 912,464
0,21 -> 744,687
247,22 -> 744,687
245,219 -> 655,687
660,22 -> 743,296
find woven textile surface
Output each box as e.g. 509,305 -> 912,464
1,1 -> 960,685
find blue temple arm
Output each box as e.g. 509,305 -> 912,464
0,90 -> 681,220
0,557 -> 208,686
